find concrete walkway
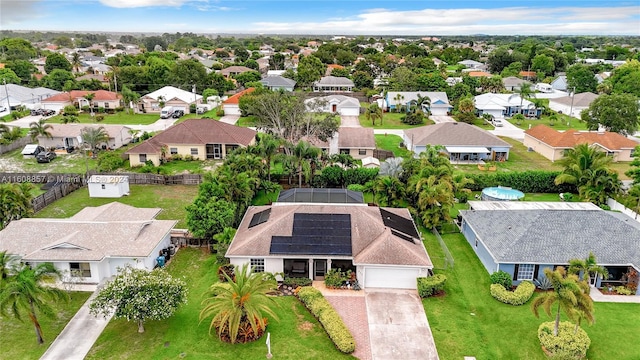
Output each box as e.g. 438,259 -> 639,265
430,115 -> 456,124
40,289 -> 113,360
219,115 -> 240,125
590,287 -> 640,303
128,118 -> 176,132
489,119 -> 525,140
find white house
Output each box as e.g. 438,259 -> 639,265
138,86 -> 203,114
383,92 -> 452,116
37,124 -> 132,151
0,203 -> 177,284
305,95 -> 360,116
548,92 -> 598,119
88,175 -> 130,198
474,93 -> 539,119
312,76 -> 354,92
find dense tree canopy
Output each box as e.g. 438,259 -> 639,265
44,52 -> 72,73
581,93 -> 640,136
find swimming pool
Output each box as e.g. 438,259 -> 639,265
481,186 -> 525,201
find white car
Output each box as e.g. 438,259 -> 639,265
0,106 -> 7,112
492,119 -> 504,127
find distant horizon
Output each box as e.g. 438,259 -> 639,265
2,1 -> 639,36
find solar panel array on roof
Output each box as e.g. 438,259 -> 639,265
269,213 -> 352,255
277,188 -> 364,204
248,208 -> 271,228
380,208 -> 420,239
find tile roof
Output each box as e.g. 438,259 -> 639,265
126,119 -> 256,154
337,127 -> 375,149
467,71 -> 491,77
43,124 -> 131,139
42,90 -> 121,102
223,88 -> 255,105
460,208 -> 640,268
227,204 -> 432,267
404,122 -> 511,148
524,125 -> 638,150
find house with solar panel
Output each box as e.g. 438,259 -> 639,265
226,188 -> 433,289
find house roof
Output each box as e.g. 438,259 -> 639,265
223,88 -> 255,105
126,119 -> 256,154
0,84 -> 60,103
220,66 -> 254,76
141,86 -> 202,104
460,207 -> 640,269
337,127 -> 375,149
524,125 -> 638,151
305,94 -> 360,109
474,93 -> 535,111
404,122 -> 511,148
259,76 -> 296,88
0,203 -> 176,262
41,124 -> 131,140
548,92 -> 598,107
314,76 -> 354,87
519,71 -> 537,77
227,204 -> 432,267
42,90 -> 121,102
502,76 -> 528,87
467,71 -> 491,77
386,91 -> 451,108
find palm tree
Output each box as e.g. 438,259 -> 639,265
80,126 -> 109,158
199,263 -> 279,344
0,183 -> 34,230
416,94 -> 431,115
0,250 -> 15,281
330,153 -> 356,169
531,266 -> 587,336
568,252 -> 609,285
121,85 -> 140,114
393,93 -> 405,113
458,96 -> 475,114
292,141 -> 320,188
71,52 -> 81,73
364,103 -> 383,126
255,133 -> 281,182
28,119 -> 53,142
0,262 -> 68,344
83,93 -> 95,117
517,83 -> 534,116
379,157 -> 404,178
412,174 -> 455,228
374,176 -> 405,207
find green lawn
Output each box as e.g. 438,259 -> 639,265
359,112 -> 434,129
236,115 -> 258,127
86,248 -> 354,360
508,114 -> 588,131
47,112 -> 160,125
35,185 -> 198,228
1,147 -> 100,174
472,118 -> 494,130
374,134 -> 411,158
174,109 -> 222,124
123,158 -> 219,175
0,291 -> 91,359
422,232 -> 640,360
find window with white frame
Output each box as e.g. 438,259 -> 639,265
170,147 -> 178,155
139,154 -> 147,163
517,264 -> 535,280
250,258 -> 265,273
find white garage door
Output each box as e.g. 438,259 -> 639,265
340,107 -> 360,116
430,108 -> 448,116
364,267 -> 419,289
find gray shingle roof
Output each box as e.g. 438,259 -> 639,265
461,209 -> 640,268
404,122 -> 511,148
259,75 -> 296,88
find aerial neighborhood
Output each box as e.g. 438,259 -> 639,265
1,25 -> 640,360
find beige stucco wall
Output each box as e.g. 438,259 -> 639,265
523,135 -> 563,162
130,153 -> 161,166
613,149 -> 633,162
346,148 -> 374,160
167,144 -> 207,160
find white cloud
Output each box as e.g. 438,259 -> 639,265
99,0 -> 189,8
0,0 -> 44,25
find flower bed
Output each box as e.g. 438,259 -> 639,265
490,281 -> 535,305
538,321 -> 590,359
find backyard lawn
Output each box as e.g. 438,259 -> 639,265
359,112 -> 434,129
422,231 -> 640,360
0,147 -> 100,173
236,115 -> 258,127
35,185 -> 198,228
85,248 -> 354,360
508,114 -> 588,131
0,292 -> 91,359
375,134 -> 411,158
47,112 -> 160,125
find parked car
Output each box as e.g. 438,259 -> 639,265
492,119 -> 504,127
36,151 -> 57,163
0,105 -> 8,112
172,110 -> 184,118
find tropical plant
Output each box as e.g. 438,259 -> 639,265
568,252 -> 609,285
517,83 -> 534,115
61,114 -> 79,124
199,263 -> 279,344
213,227 -> 237,264
71,52 -> 81,73
28,119 -> 53,141
83,93 -> 95,117
379,157 -> 404,177
0,182 -> 34,230
292,140 -> 320,187
0,262 -> 68,344
393,93 -> 405,113
80,126 -> 109,157
90,265 -> 188,333
374,176 -> 405,207
364,103 -> 383,126
255,133 -> 281,182
0,250 -> 16,281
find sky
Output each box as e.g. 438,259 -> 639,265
1,0 -> 640,36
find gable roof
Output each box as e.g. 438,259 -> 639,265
142,86 -> 202,104
42,124 -> 131,139
549,92 -> 598,107
404,122 -> 511,148
460,207 -> 640,269
223,88 -> 255,105
42,90 -> 121,102
259,75 -> 296,88
386,91 -> 451,108
337,127 -> 375,149
524,125 -> 638,151
227,204 -> 432,267
126,119 -> 256,154
314,76 -> 354,87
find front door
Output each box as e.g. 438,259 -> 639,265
213,144 -> 222,159
314,259 -> 327,280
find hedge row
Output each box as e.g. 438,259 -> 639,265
417,274 -> 447,298
296,287 -> 356,353
538,321 -> 591,359
490,281 -> 535,305
465,170 -> 576,194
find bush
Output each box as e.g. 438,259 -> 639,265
296,286 -> 355,353
344,167 -> 378,186
455,112 -> 478,124
400,112 -> 425,125
97,151 -> 124,171
324,268 -> 352,288
81,105 -> 91,112
171,154 -> 183,161
189,104 -> 197,113
217,264 -> 234,282
417,274 -> 447,298
465,171 -> 576,194
183,154 -> 194,161
490,281 -> 535,305
490,270 -> 513,290
63,105 -> 78,116
615,286 -> 633,295
95,115 -> 105,122
282,277 -> 312,287
216,108 -> 225,117
346,184 -> 365,192
538,321 -> 590,359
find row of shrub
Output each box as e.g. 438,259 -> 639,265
312,167 -> 378,188
282,276 -> 312,287
490,281 -> 536,305
464,170 -> 577,194
417,274 -> 447,298
296,287 -> 355,353
538,321 -> 591,359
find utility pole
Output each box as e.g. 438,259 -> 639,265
568,86 -> 576,126
3,79 -> 10,111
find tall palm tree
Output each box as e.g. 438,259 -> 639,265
568,252 -> 609,285
80,126 -> 109,158
83,93 -> 95,117
0,250 -> 15,281
71,52 -> 81,73
457,96 -> 476,114
379,157 -> 404,178
531,266 -> 587,336
199,263 -> 279,344
416,94 -> 431,115
374,176 -> 405,207
412,174 -> 454,228
28,119 -> 53,142
393,93 -> 405,113
255,133 -> 281,182
330,153 -> 356,169
364,103 -> 383,126
517,83 -> 534,116
292,141 -> 320,188
0,262 -> 68,344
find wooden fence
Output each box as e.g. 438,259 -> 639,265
373,149 -> 394,161
0,137 -> 31,155
31,182 -> 84,212
87,172 -> 203,185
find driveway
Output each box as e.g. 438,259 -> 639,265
430,115 -> 456,124
7,114 -> 55,128
340,115 -> 361,127
365,290 -> 439,360
219,115 -> 240,125
128,118 -> 174,132
489,118 -> 525,140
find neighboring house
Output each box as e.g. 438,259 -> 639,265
0,202 -> 177,284
519,71 -> 537,80
384,91 -> 452,116
460,201 -> 640,295
220,65 -> 254,79
551,75 -> 568,91
137,86 -> 202,114
226,193 -> 433,289
38,124 -> 132,150
0,84 -> 60,110
474,93 -> 540,119
445,77 -> 462,86
259,75 -> 296,92
305,94 -> 360,116
325,64 -> 345,76
42,90 -> 122,113
312,76 -> 354,92
125,119 -> 256,166
548,92 -> 598,118
534,83 -> 553,93
222,87 -> 255,116
458,59 -> 486,70
502,77 -> 529,92
403,122 -> 512,162
523,124 -> 638,162
466,71 -> 491,77
335,127 -> 375,159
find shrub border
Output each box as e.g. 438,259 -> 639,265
490,281 -> 535,305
